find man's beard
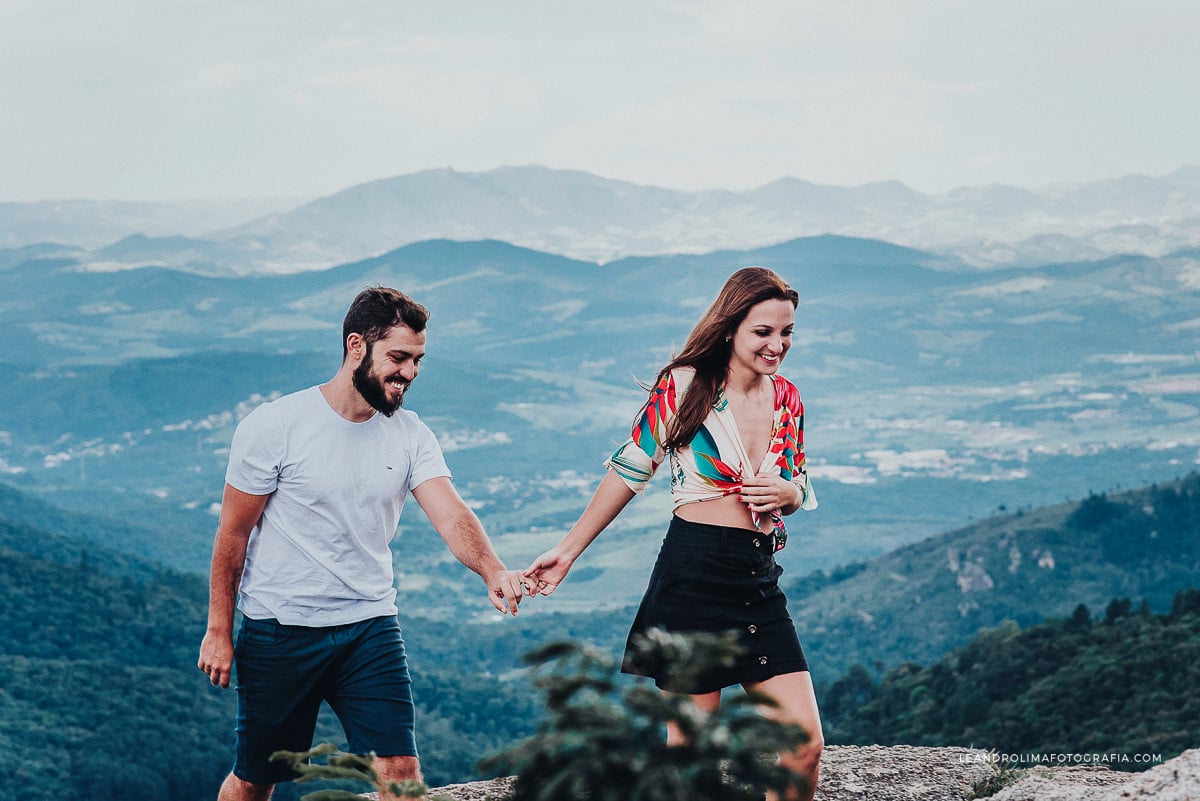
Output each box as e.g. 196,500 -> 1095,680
352,346 -> 407,417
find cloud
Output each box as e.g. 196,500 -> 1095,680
1,0 -> 1198,200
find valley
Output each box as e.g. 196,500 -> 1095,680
0,236 -> 1195,612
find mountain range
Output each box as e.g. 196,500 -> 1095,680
0,234 -> 1195,615
3,165 -> 1200,271
0,196 -> 295,252
3,163 -> 1198,797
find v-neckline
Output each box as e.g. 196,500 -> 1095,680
714,375 -> 779,476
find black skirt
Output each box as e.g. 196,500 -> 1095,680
622,515 -> 809,694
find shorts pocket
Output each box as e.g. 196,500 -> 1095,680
236,617 -> 290,650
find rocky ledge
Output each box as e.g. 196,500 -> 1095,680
989,747 -> 1199,801
410,745 -> 1199,801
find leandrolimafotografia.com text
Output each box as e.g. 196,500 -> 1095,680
957,752 -> 1164,766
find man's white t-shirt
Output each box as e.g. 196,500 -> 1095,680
225,385 -> 451,626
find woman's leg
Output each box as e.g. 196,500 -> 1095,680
744,671 -> 824,801
663,689 -> 722,746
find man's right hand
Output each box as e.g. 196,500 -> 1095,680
486,568 -> 527,616
198,630 -> 234,689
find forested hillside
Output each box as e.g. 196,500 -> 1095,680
0,542 -> 230,800
0,483 -> 179,579
2,473 -> 1197,798
824,588 -> 1200,768
792,473 -> 1200,680
0,506 -> 629,801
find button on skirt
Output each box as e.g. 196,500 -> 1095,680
621,515 -> 809,694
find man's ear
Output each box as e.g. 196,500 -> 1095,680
345,332 -> 366,362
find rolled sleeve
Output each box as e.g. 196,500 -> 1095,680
603,371 -> 676,494
605,439 -> 657,494
793,469 -> 818,511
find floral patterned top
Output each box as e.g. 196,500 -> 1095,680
606,367 -> 817,550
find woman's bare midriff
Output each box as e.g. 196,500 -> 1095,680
674,492 -> 763,532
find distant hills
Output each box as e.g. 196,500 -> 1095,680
3,163 -> 1197,795
0,197 -> 297,252
0,482 -> 195,576
0,234 -> 1196,604
3,165 -> 1200,271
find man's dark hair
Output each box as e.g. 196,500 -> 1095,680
341,286 -> 429,358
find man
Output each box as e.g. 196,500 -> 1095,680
197,286 -> 527,801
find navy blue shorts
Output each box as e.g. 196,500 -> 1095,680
232,615 -> 417,785
622,516 -> 809,694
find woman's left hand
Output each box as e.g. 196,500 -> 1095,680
739,473 -> 801,514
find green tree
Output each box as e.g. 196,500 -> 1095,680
482,630 -> 810,801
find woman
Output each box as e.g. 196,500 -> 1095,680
524,266 -> 823,800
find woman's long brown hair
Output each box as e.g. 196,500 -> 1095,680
658,267 -> 799,451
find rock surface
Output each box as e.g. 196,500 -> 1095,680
989,748 -> 1200,801
811,745 -> 993,800
389,746 -> 1199,801
414,745 -> 994,800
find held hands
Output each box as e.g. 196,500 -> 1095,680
522,546 -> 574,597
487,568 -> 531,615
488,552 -> 570,614
739,473 -> 802,514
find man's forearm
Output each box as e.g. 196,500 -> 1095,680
441,510 -> 506,578
206,532 -> 247,634
199,485 -> 268,687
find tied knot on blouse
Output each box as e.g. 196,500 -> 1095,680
605,368 -> 817,550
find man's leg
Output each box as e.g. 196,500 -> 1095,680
375,755 -> 424,801
217,771 -> 274,801
231,618 -> 329,793
328,617 -> 422,798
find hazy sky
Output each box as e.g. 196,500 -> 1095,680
2,0 -> 1197,201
